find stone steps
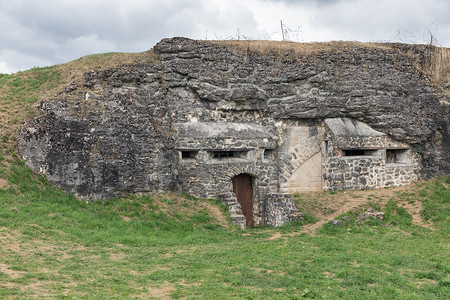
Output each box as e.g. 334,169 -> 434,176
218,192 -> 246,228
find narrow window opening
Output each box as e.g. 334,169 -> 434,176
212,151 -> 248,160
386,149 -> 411,164
343,149 -> 365,156
181,151 -> 198,159
343,149 -> 380,156
263,149 -> 273,161
214,151 -> 234,158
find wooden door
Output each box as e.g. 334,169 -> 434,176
232,174 -> 253,227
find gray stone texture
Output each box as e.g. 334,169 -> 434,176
18,37 -> 449,226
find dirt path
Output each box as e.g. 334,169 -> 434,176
0,177 -> 8,189
398,200 -> 434,230
274,184 -> 433,237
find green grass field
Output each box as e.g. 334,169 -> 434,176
0,55 -> 449,299
0,157 -> 449,298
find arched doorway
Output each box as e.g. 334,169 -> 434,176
232,174 -> 253,227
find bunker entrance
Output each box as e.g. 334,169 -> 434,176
232,174 -> 254,227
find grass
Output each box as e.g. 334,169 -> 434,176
0,158 -> 449,298
209,40 -> 392,58
427,47 -> 450,86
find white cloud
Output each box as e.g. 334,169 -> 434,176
55,34 -> 116,61
307,0 -> 450,44
0,0 -> 449,73
0,61 -> 14,74
0,0 -> 264,72
0,49 -> 54,74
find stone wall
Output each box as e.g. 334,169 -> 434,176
322,123 -> 421,190
177,149 -> 281,226
261,193 -> 305,227
323,155 -> 420,191
19,64 -> 178,200
18,38 -> 449,225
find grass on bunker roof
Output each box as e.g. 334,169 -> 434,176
0,42 -> 449,298
210,39 -> 450,92
0,50 -> 157,160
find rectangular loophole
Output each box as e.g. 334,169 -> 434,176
212,151 -> 248,160
263,149 -> 273,161
343,149 -> 380,156
180,151 -> 198,159
386,149 -> 411,164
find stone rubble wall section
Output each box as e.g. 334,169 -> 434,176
323,134 -> 421,190
177,149 -> 278,199
262,193 -> 304,227
322,156 -> 420,191
218,192 -> 303,228
177,149 -> 283,226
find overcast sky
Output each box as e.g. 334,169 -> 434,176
1,0 -> 449,74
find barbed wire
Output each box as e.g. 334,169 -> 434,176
206,22 -> 443,47
207,21 -> 304,42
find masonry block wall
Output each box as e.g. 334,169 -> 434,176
18,38 -> 449,226
322,119 -> 421,190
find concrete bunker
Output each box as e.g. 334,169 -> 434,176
18,38 -> 445,228
322,118 -> 419,191
172,121 -> 304,228
171,117 -> 420,227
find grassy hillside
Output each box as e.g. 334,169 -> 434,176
0,164 -> 449,298
0,45 -> 449,298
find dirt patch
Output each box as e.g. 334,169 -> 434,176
268,232 -> 283,240
0,263 -> 26,279
109,251 -> 126,261
0,227 -> 25,253
0,177 -> 8,189
292,189 -> 393,234
131,286 -> 175,299
276,184 -> 433,237
22,282 -> 53,298
0,226 -> 86,260
416,278 -> 437,287
352,261 -> 361,267
323,271 -> 340,280
400,201 -> 434,229
199,201 -> 229,228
